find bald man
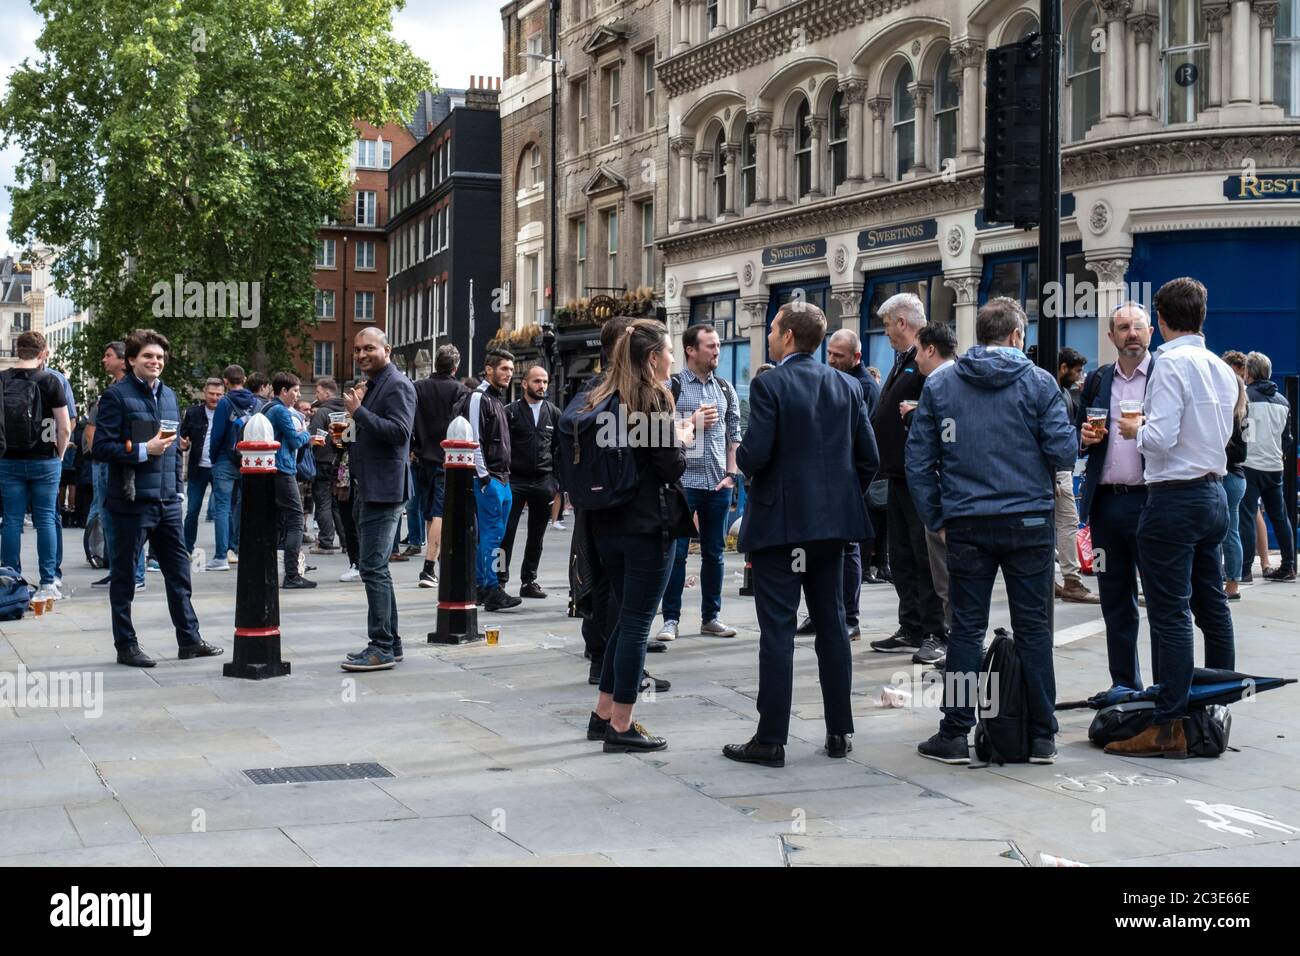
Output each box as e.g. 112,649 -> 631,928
341,328 -> 417,672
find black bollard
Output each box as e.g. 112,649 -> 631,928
739,557 -> 753,596
223,415 -> 291,679
429,416 -> 483,644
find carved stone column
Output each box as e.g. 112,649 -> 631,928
1130,15 -> 1157,116
741,298 -> 769,365
772,128 -> 791,204
951,40 -> 985,159
944,275 -> 981,352
723,143 -> 740,216
694,151 -> 711,222
868,96 -> 888,180
804,114 -> 826,197
1099,0 -> 1132,119
1230,0 -> 1253,103
1257,1 -> 1280,104
907,82 -> 932,172
672,137 -> 693,224
1086,257 -> 1131,364
831,288 -> 863,337
751,111 -> 772,207
1205,4 -> 1230,109
841,80 -> 867,183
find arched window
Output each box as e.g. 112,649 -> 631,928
828,90 -> 848,190
741,121 -> 757,207
1281,0 -> 1300,116
794,99 -> 812,197
712,127 -> 727,217
934,52 -> 960,169
892,65 -> 915,180
1066,5 -> 1102,140
1163,0 -> 1208,123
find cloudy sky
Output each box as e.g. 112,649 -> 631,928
0,0 -> 503,258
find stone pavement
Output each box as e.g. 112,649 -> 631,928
1,519 -> 1297,867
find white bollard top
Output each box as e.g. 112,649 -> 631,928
243,412 -> 274,443
446,415 -> 473,442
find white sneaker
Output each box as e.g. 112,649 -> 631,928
339,565 -> 361,582
205,558 -> 231,572
700,619 -> 738,638
33,586 -> 59,603
655,620 -> 678,641
551,520 -> 567,531
227,551 -> 239,565
49,580 -> 64,598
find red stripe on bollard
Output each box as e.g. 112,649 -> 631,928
234,627 -> 282,638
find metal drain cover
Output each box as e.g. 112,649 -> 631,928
244,762 -> 394,785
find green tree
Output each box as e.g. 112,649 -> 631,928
1,0 -> 434,397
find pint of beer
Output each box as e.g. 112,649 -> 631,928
313,429 -> 328,447
329,412 -> 348,438
159,419 -> 179,440
1118,400 -> 1143,420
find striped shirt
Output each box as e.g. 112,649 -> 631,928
674,367 -> 741,490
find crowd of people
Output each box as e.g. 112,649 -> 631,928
4,273 -> 1294,764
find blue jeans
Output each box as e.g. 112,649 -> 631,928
1239,467 -> 1296,574
210,459 -> 241,559
472,477 -> 511,588
1139,480 -> 1235,724
355,499 -> 405,649
183,466 -> 213,553
0,457 -> 61,585
1220,471 -> 1246,583
660,486 -> 731,624
595,533 -> 674,704
942,512 -> 1058,740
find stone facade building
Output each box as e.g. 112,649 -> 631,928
658,0 -> 1300,396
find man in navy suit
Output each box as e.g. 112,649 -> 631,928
1077,302 -> 1155,689
341,328 -> 417,672
724,302 -> 879,767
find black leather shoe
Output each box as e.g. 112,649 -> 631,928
588,658 -> 602,685
282,576 -> 318,589
826,734 -> 852,758
863,567 -> 881,585
604,721 -> 667,753
519,581 -> 547,599
178,640 -> 225,660
647,640 -> 667,653
796,615 -> 816,635
640,670 -> 670,693
116,644 -> 156,668
723,736 -> 785,768
587,711 -> 610,741
484,587 -> 522,611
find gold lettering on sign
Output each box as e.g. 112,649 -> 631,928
864,223 -> 927,248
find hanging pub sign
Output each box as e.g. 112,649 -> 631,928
1224,173 -> 1300,200
762,238 -> 826,267
589,294 -> 618,319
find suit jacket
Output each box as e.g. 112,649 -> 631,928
1077,355 -> 1157,525
349,361 -> 417,505
737,352 -> 878,553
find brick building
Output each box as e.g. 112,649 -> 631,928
305,119 -> 417,385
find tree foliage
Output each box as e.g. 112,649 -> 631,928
1,0 -> 434,397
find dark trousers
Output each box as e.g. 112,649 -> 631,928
1139,481 -> 1235,724
583,574 -> 616,664
311,475 -> 342,549
274,473 -> 303,578
594,533 -> 673,705
339,495 -> 359,566
502,479 -> 554,586
1090,487 -> 1148,689
109,501 -> 201,651
887,477 -> 944,637
182,466 -> 212,553
802,540 -> 862,629
942,513 -> 1057,740
1239,467 -> 1296,574
751,540 -> 854,745
868,505 -> 888,568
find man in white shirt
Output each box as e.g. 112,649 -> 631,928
1107,277 -> 1238,758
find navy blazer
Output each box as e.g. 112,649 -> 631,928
1076,355 -> 1156,525
737,352 -> 879,553
349,361 -> 417,505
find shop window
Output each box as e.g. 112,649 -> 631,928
689,294 -> 751,428
863,271 -> 955,373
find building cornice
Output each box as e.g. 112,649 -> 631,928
658,0 -> 917,99
659,127 -> 1300,262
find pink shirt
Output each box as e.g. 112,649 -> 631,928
1099,352 -> 1151,486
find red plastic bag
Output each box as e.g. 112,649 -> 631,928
1077,525 -> 1094,575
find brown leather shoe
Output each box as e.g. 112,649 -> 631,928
1059,577 -> 1101,604
1103,720 -> 1188,758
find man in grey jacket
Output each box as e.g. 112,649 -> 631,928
1239,351 -> 1295,581
906,297 -> 1078,765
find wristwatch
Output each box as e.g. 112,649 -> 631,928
725,472 -> 739,483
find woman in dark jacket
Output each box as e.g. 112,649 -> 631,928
585,319 -> 696,753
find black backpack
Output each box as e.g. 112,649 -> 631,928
225,396 -> 267,466
1088,699 -> 1232,758
1,368 -> 48,452
556,392 -> 641,512
83,512 -> 107,569
973,628 -> 1032,765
